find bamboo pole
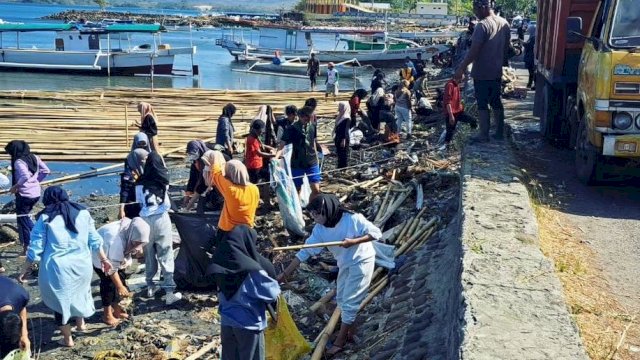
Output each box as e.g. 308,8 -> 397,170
272,241 -> 344,251
309,289 -> 336,312
311,308 -> 341,360
124,105 -> 129,147
375,186 -> 414,228
185,340 -> 218,360
400,207 -> 428,245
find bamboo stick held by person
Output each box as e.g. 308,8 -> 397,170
277,194 -> 381,356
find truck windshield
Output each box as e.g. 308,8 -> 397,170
610,0 -> 640,47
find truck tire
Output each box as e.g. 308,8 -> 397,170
540,83 -> 560,140
575,114 -> 601,185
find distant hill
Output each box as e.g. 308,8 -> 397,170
9,0 -> 300,12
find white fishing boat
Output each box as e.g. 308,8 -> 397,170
0,23 -> 197,76
236,57 -> 366,79
216,27 -> 449,65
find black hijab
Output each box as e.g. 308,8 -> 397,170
307,193 -> 351,228
186,140 -> 208,158
38,186 -> 86,233
4,140 -> 38,185
136,152 -> 170,203
209,224 -> 276,300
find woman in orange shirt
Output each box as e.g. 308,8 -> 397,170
201,150 -> 259,247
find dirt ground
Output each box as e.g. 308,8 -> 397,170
505,71 -> 640,359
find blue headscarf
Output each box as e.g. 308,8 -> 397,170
39,186 -> 86,233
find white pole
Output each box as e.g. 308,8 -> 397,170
107,33 -> 111,77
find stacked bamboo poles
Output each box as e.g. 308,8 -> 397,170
374,181 -> 416,228
310,215 -> 439,360
0,88 -> 348,161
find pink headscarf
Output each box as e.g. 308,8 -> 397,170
137,102 -> 157,124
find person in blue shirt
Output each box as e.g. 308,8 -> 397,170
278,193 -> 381,356
0,276 -> 30,357
210,225 -> 280,360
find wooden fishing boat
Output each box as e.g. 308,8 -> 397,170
216,27 -> 447,65
0,23 -> 196,76
239,57 -> 365,79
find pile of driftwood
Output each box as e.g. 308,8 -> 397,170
0,88 -> 348,161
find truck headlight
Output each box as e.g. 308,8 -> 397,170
613,112 -> 633,130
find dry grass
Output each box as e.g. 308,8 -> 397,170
534,203 -> 640,359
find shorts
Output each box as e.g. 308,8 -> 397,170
248,167 -> 269,184
291,164 -> 322,188
326,83 -> 338,95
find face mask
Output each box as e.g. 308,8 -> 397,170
187,153 -> 199,162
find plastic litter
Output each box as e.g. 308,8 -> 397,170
270,145 -> 306,237
265,295 -> 312,360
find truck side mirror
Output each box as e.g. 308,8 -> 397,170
567,17 -> 584,44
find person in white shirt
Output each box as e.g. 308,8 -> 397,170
325,63 -> 339,102
93,217 -> 150,326
278,193 -> 381,356
135,152 -> 182,305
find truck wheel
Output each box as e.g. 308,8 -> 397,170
539,84 -> 558,140
575,115 -> 601,185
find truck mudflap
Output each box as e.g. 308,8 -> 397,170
603,134 -> 640,157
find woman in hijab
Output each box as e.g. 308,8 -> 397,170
94,217 -> 150,326
201,150 -> 259,247
524,24 -> 537,89
137,102 -> 160,152
367,86 -> 385,132
18,186 -> 110,348
135,152 -> 182,305
278,194 -> 381,356
183,140 -> 211,211
216,103 -> 237,157
210,225 -> 280,360
4,140 -> 50,256
119,148 -> 148,219
395,80 -> 413,137
334,101 -> 352,169
131,132 -> 152,152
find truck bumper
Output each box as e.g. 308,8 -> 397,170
602,134 -> 640,157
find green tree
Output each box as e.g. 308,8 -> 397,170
94,0 -> 108,11
449,0 -> 473,18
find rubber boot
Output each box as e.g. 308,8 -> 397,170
470,110 -> 490,143
493,109 -> 505,140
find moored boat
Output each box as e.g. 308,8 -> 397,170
0,23 -> 196,76
216,27 -> 451,65
243,57 -> 365,79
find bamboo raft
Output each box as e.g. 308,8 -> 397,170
0,88 -> 349,161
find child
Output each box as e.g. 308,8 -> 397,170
245,119 -> 275,206
211,225 -> 280,360
442,74 -> 478,148
278,194 -> 381,356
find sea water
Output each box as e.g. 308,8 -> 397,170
0,2 -> 369,91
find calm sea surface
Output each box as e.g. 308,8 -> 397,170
0,2 -> 369,91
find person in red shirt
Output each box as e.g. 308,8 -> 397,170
443,74 -> 477,145
245,119 -> 275,207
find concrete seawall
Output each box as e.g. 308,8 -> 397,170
458,140 -> 588,359
355,138 -> 587,359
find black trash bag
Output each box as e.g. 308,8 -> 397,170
170,212 -> 219,290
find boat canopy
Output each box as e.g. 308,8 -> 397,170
0,24 -> 74,32
0,23 -> 166,34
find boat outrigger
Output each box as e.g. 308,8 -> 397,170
234,57 -> 367,79
216,27 -> 450,65
0,23 -> 197,76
